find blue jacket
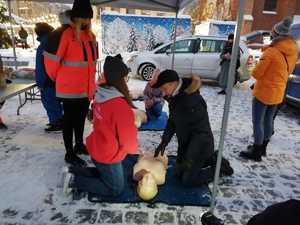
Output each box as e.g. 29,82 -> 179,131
35,35 -> 54,88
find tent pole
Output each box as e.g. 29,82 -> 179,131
171,4 -> 179,70
7,0 -> 18,70
209,0 -> 246,214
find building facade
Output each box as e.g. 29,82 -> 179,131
251,0 -> 300,31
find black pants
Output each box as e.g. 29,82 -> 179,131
61,98 -> 89,152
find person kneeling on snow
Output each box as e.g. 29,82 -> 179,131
153,70 -> 233,186
63,55 -> 138,198
143,69 -> 164,121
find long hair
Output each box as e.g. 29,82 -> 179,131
72,18 -> 96,46
101,77 -> 136,109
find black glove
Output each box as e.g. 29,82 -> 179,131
154,142 -> 166,157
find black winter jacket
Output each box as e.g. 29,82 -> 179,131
161,76 -> 214,169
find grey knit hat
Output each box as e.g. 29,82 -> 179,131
59,10 -> 72,25
273,17 -> 293,35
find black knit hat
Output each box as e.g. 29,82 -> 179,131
104,56 -> 129,84
71,0 -> 93,19
152,70 -> 179,88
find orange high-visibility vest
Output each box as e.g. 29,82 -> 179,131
44,26 -> 98,100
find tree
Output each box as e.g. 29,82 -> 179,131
146,32 -> 155,51
0,4 -> 12,49
127,27 -> 138,52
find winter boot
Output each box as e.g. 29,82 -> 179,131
201,212 -> 224,225
240,144 -> 263,162
262,140 -> 269,157
220,156 -> 234,176
45,124 -> 62,133
247,140 -> 269,157
65,151 -> 87,167
74,143 -> 88,155
217,90 -> 226,95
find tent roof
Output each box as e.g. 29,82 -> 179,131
27,0 -> 195,12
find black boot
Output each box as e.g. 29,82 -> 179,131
65,151 -> 87,167
240,144 -> 263,162
247,140 -> 269,157
201,212 -> 224,225
74,143 -> 89,155
262,140 -> 269,157
217,90 -> 226,95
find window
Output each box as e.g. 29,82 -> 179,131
155,40 -> 193,54
173,40 -> 193,53
263,0 -> 277,12
199,40 -> 225,53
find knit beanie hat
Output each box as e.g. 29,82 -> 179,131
71,0 -> 93,19
104,56 -> 129,84
273,17 -> 293,36
152,70 -> 179,88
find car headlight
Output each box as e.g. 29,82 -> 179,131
127,55 -> 138,64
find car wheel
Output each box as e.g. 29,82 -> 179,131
141,64 -> 155,81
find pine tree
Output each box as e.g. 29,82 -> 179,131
146,32 -> 155,51
0,3 -> 12,49
127,27 -> 138,52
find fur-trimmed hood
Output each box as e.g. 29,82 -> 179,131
184,76 -> 202,95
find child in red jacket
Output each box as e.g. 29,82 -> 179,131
63,55 -> 138,197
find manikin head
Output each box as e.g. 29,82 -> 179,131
137,172 -> 158,201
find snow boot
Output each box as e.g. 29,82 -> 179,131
262,140 -> 269,156
74,143 -> 88,155
240,144 -> 263,162
201,212 -> 224,225
65,152 -> 87,167
247,140 -> 269,157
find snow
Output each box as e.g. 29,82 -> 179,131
0,49 -> 300,224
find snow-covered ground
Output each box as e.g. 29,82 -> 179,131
1,77 -> 300,225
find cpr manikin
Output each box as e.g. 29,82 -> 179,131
133,154 -> 168,201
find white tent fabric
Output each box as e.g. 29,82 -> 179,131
24,0 -> 194,12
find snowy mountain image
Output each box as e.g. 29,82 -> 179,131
101,13 -> 191,54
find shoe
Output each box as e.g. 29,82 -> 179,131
201,212 -> 224,225
45,124 -> 62,133
0,122 -> 8,130
65,152 -> 87,167
63,171 -> 74,197
220,156 -> 234,176
74,143 -> 89,155
240,144 -> 263,162
247,140 -> 269,157
209,152 -> 234,176
217,90 -> 226,95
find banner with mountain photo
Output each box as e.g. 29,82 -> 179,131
101,12 -> 191,54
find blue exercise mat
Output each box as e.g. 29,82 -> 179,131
88,155 -> 212,206
139,112 -> 168,131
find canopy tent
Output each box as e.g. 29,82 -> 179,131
6,0 -> 246,221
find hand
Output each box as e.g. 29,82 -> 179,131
154,143 -> 166,157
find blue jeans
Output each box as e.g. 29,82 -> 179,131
41,87 -> 63,124
72,160 -> 124,197
252,98 -> 277,145
146,102 -> 163,121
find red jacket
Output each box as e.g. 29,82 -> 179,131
86,86 -> 138,163
44,25 -> 98,100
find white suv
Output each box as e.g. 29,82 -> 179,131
127,35 -> 252,82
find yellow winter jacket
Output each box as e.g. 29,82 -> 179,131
252,36 -> 298,105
